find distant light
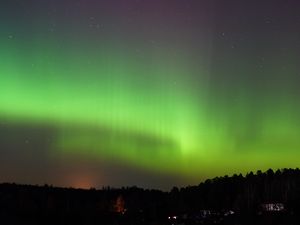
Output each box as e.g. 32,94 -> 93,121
224,210 -> 235,216
261,203 -> 285,212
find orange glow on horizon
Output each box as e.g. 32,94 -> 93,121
67,173 -> 98,189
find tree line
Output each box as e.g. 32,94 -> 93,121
1,168 -> 300,224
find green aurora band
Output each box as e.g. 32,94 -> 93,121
1,37 -> 300,179
1,0 -> 300,188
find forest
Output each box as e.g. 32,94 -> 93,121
1,168 -> 300,224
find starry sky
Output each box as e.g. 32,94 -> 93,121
0,0 -> 300,190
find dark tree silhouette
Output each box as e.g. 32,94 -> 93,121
0,168 -> 300,224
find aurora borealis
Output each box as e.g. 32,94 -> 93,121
1,0 -> 300,190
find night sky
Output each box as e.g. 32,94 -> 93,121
1,0 -> 300,190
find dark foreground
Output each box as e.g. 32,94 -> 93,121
1,168 -> 300,225
0,210 -> 299,225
